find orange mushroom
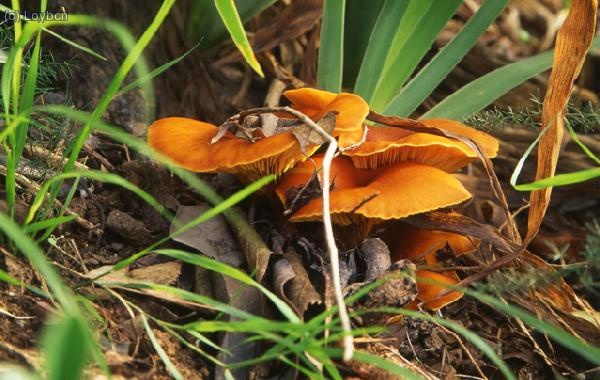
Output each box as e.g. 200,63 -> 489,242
148,88 -> 370,180
276,155 -> 471,238
284,88 -> 369,145
385,223 -> 477,264
383,223 -> 477,310
340,119 -> 499,172
411,271 -> 463,310
147,117 -> 320,182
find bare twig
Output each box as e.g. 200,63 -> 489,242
433,319 -> 487,379
24,144 -> 89,171
0,163 -> 102,236
338,125 -> 369,153
221,106 -> 355,361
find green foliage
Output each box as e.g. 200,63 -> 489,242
578,220 -> 600,293
185,0 -> 273,76
511,118 -> 600,190
318,0 -> 600,121
317,0 -> 346,92
214,0 -> 264,77
319,0 -> 517,118
187,0 -> 275,48
466,97 -> 600,133
42,314 -> 93,380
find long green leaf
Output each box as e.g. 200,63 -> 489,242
328,349 -> 425,379
120,42 -> 201,94
318,0 -> 346,92
423,35 -> 600,120
153,249 -> 300,323
25,170 -> 173,225
214,0 -> 264,77
371,307 -> 515,379
353,0 -> 410,99
140,313 -> 183,380
369,0 -> 462,111
0,212 -> 75,311
342,0 -> 385,87
467,290 -> 600,365
43,315 -> 92,380
23,215 -> 77,234
187,0 -> 275,47
514,167 -> 600,190
385,0 -> 509,117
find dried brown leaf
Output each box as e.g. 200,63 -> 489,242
128,261 -> 182,286
273,248 -> 322,317
170,205 -> 244,267
526,0 -> 598,243
292,111 -> 336,153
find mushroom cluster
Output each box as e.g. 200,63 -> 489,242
275,89 -> 498,310
148,87 -> 498,310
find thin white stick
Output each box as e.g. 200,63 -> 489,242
321,138 -> 354,361
220,106 -> 354,361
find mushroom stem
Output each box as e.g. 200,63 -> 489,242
222,106 -> 355,362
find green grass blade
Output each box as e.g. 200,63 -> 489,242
187,0 -> 275,47
565,120 -> 600,165
214,0 -> 264,77
102,281 -> 258,320
369,0 -> 462,111
62,5 -> 173,174
467,290 -> 600,365
16,32 -> 41,156
372,307 -> 515,379
25,170 -> 173,225
42,28 -> 107,61
0,268 -> 48,298
510,119 -> 600,190
120,42 -> 201,94
153,249 -> 300,323
513,167 -> 600,190
140,313 -> 183,380
342,0 -> 385,87
42,314 -> 92,380
423,35 -> 600,120
23,215 -> 77,235
318,0 -> 346,92
385,0 -> 509,117
353,0 -> 409,100
328,349 -> 425,379
0,212 -> 75,311
38,175 -> 83,241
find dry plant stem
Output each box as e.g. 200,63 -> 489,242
434,321 -> 486,379
24,144 -> 89,171
222,106 -> 354,361
338,126 -> 369,153
0,163 -> 102,236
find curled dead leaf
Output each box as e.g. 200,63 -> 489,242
526,0 -> 598,243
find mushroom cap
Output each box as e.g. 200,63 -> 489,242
340,119 -> 499,172
386,224 -> 477,264
412,270 -> 463,310
148,117 -> 319,181
276,155 -> 471,225
381,224 -> 473,310
284,88 -> 369,139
